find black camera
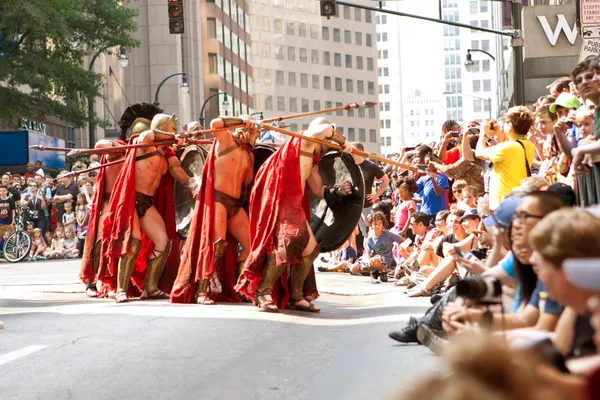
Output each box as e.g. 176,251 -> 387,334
450,131 -> 460,138
522,338 -> 569,373
456,277 -> 502,304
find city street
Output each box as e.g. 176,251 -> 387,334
0,259 -> 440,400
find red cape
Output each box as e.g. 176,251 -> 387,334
98,141 -> 180,297
170,144 -> 241,304
235,137 -> 318,309
79,154 -> 107,284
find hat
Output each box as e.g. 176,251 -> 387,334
564,259 -> 600,291
459,208 -> 480,222
549,93 -> 582,113
543,182 -> 576,206
484,196 -> 522,229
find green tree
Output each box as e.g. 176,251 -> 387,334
0,0 -> 139,128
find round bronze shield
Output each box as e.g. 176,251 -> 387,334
174,145 -> 208,238
308,152 -> 365,252
253,144 -> 277,175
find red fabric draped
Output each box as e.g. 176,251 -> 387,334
97,140 -> 179,297
170,143 -> 241,304
79,154 -> 107,284
235,137 -> 318,309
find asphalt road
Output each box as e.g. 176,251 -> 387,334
0,259 -> 440,400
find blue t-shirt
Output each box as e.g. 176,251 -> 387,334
365,231 -> 401,264
417,174 -> 449,216
339,246 -> 357,262
500,252 -> 522,312
529,281 -> 563,315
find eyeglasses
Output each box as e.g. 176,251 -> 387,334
453,189 -> 462,193
513,211 -> 544,222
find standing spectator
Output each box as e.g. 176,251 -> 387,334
62,202 -> 77,233
417,154 -> 449,219
0,185 -> 16,231
75,193 -> 89,239
23,162 -> 36,181
475,106 -> 536,211
546,76 -> 572,98
390,178 -> 418,238
21,181 -> 48,235
351,142 -> 390,241
1,174 -> 20,201
53,171 -> 80,226
34,161 -> 45,177
436,120 -> 462,165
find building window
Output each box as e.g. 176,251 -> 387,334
345,54 -> 352,68
482,60 -> 490,72
354,7 -> 361,21
290,97 -> 298,112
275,44 -> 284,60
473,99 -> 482,112
324,76 -> 331,90
261,16 -> 270,32
276,70 -> 284,85
325,101 -> 333,114
367,57 -> 374,71
346,79 -> 353,93
334,53 -> 341,67
355,32 -> 362,45
365,10 -> 372,23
311,49 -> 319,64
323,51 -> 331,65
262,68 -> 272,84
322,26 -> 329,40
471,40 -> 479,50
347,108 -> 354,117
265,95 -> 273,110
480,1 -> 488,12
277,96 -> 285,111
484,99 -> 490,111
289,72 -> 296,86
301,73 -> 308,88
348,128 -> 356,142
287,22 -> 295,35
313,100 -> 321,111
382,32 -> 388,42
333,28 -> 341,42
335,77 -> 342,91
358,108 -> 365,118
473,80 -> 481,92
207,18 -> 217,38
482,40 -> 490,52
357,80 -> 364,94
344,30 -> 352,44
208,53 -> 218,74
356,56 -> 363,69
368,81 -> 375,95
262,43 -> 271,57
274,19 -> 283,33
301,98 -> 309,112
359,128 -> 366,142
310,24 -> 319,39
382,50 -> 388,59
369,129 -> 376,143
483,79 -> 491,91
312,74 -> 320,89
299,23 -> 307,37
300,48 -> 308,62
335,102 -> 343,116
287,46 -> 295,61
366,33 -> 372,47
368,108 -> 375,119
344,5 -> 351,19
470,0 -> 477,13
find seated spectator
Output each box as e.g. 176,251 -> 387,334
62,227 -> 79,259
317,240 -> 357,273
347,211 -> 401,283
393,212 -> 434,279
45,228 -> 65,259
28,228 -> 47,261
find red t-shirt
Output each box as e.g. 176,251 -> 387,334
444,147 -> 461,165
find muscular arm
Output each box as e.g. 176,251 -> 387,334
167,156 -> 191,187
373,174 -> 390,199
306,167 -> 325,199
209,117 -> 236,145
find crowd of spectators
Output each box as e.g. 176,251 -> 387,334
318,56 -> 600,399
0,156 -> 99,261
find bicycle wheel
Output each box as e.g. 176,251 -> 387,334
3,231 -> 32,263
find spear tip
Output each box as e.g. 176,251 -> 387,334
30,145 -> 43,150
361,101 -> 377,108
67,149 -> 80,158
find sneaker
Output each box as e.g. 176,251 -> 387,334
379,272 -> 388,283
319,256 -> 328,263
394,276 -> 411,286
317,266 -> 329,272
417,325 -> 446,356
389,322 -> 420,344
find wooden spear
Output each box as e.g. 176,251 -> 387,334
66,140 -> 178,158
262,101 -> 376,124
30,145 -> 72,152
63,158 -> 126,178
260,124 -> 441,178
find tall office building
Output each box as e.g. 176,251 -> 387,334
248,0 -> 381,154
404,91 -> 445,148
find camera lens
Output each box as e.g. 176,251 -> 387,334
456,277 -> 502,303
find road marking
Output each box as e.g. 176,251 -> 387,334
0,345 -> 49,366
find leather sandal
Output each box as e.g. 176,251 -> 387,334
255,294 -> 279,313
288,299 -> 321,313
196,293 -> 215,305
141,288 -> 169,300
114,290 -> 129,303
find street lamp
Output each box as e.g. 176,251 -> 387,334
199,92 -> 228,127
464,49 -> 496,73
88,47 -> 128,147
153,72 -> 189,106
444,91 -> 492,120
250,111 -> 264,120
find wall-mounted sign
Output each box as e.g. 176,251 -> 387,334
581,0 -> 600,25
19,118 -> 47,135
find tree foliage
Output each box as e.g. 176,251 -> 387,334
0,0 -> 139,127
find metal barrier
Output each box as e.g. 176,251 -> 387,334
576,163 -> 600,207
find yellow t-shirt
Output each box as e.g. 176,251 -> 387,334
488,139 -> 536,210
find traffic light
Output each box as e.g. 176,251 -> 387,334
168,0 -> 185,34
320,0 -> 336,18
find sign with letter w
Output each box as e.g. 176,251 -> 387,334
537,14 -> 578,46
